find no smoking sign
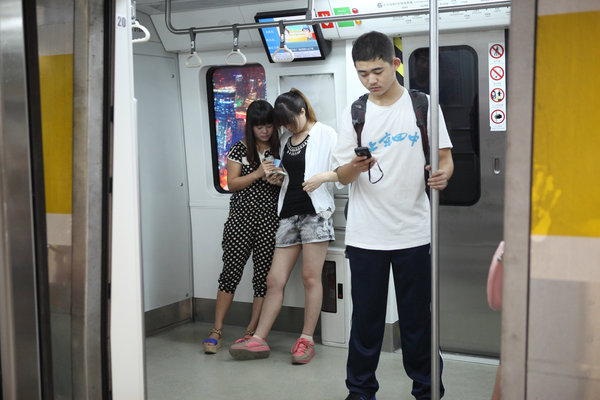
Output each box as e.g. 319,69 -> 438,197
490,66 -> 504,80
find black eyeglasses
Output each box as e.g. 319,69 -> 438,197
368,160 -> 384,184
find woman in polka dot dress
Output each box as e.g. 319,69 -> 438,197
203,100 -> 283,354
229,89 -> 339,364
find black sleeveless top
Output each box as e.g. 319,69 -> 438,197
279,135 -> 315,218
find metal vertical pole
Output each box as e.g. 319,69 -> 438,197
429,0 -> 441,399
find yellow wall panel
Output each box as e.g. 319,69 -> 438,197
39,53 -> 73,214
532,11 -> 600,237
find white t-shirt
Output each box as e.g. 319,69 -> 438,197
332,90 -> 452,250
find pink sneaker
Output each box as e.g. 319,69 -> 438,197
291,337 -> 315,364
229,337 -> 270,360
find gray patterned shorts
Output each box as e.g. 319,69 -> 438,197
275,213 -> 335,247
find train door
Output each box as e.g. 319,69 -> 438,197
1,0 -> 53,398
403,30 -> 507,355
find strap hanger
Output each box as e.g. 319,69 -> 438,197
271,20 -> 294,63
225,24 -> 247,66
130,0 -> 150,44
132,20 -> 150,44
185,29 -> 202,68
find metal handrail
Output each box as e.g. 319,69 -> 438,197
165,0 -> 510,36
429,2 -> 441,398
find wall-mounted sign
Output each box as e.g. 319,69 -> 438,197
488,42 -> 506,131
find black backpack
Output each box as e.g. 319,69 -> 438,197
344,89 -> 430,219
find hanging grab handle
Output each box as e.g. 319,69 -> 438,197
132,20 -> 151,44
185,29 -> 202,68
225,24 -> 247,66
271,20 -> 294,63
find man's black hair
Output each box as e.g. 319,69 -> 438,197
352,31 -> 395,65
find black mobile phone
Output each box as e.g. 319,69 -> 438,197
354,146 -> 372,158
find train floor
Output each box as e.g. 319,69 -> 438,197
146,321 -> 498,400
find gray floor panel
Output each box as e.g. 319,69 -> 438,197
146,322 -> 497,400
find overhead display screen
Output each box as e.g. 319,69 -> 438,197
255,9 -> 331,62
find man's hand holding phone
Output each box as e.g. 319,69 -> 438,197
353,146 -> 375,172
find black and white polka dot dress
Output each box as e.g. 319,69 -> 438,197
218,141 -> 280,297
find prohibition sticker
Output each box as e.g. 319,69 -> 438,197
317,11 -> 334,28
490,43 -> 504,59
490,66 -> 504,80
491,110 -> 505,124
491,88 -> 505,102
488,41 -> 506,131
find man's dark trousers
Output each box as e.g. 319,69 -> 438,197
345,244 -> 445,399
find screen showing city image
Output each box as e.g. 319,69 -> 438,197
255,10 -> 330,62
207,64 -> 266,191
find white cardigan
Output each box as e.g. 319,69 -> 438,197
277,121 -> 337,218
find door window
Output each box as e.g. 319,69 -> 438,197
409,46 -> 480,205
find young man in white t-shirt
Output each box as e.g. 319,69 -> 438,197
332,31 -> 454,400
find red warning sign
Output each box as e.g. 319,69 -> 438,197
490,66 -> 504,81
491,110 -> 506,124
317,11 -> 334,29
491,88 -> 505,102
490,44 -> 504,59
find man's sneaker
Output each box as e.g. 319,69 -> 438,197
229,336 -> 270,360
291,337 -> 315,364
345,393 -> 376,400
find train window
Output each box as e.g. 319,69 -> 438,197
409,46 -> 481,206
207,64 -> 267,192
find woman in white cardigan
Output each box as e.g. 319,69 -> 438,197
230,89 -> 338,364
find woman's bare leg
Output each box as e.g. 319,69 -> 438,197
246,296 -> 264,334
207,290 -> 234,340
299,241 -> 329,336
254,245 -> 301,339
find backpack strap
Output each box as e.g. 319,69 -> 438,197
408,89 -> 429,163
350,93 -> 369,147
408,89 -> 432,196
346,93 -> 369,221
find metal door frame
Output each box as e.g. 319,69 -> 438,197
0,0 -> 50,398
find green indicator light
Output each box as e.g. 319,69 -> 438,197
333,7 -> 355,27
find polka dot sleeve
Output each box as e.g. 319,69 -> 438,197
227,141 -> 245,164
